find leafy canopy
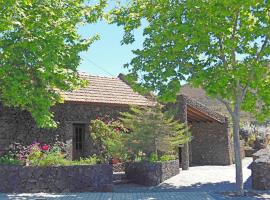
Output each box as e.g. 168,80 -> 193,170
0,0 -> 106,127
111,0 -> 270,121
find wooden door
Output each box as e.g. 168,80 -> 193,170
73,124 -> 85,160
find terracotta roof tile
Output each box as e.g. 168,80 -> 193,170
60,74 -> 154,106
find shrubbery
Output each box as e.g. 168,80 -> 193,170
0,140 -> 99,166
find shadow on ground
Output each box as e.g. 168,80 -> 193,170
114,176 -> 252,193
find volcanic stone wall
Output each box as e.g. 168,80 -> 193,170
125,160 -> 179,186
174,95 -> 232,166
251,149 -> 270,190
0,164 -> 112,193
190,121 -> 232,165
0,103 -> 128,159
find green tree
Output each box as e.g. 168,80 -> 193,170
120,106 -> 190,160
111,0 -> 270,194
0,0 -> 106,127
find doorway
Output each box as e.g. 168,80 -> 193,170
73,124 -> 85,160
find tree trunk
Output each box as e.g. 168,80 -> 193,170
232,100 -> 244,195
181,142 -> 189,170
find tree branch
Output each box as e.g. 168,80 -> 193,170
217,96 -> 235,118
240,84 -> 248,103
218,37 -> 228,69
256,36 -> 268,61
231,10 -> 240,66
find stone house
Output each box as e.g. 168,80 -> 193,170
0,74 -> 233,164
0,74 -> 153,160
174,95 -> 233,166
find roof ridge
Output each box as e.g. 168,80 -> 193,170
79,72 -> 119,80
180,94 -> 227,123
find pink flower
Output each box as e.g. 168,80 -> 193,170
42,145 -> 49,151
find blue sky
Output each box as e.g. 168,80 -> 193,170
78,18 -> 144,77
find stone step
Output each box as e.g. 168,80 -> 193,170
113,179 -> 132,185
113,172 -> 126,181
112,172 -> 132,185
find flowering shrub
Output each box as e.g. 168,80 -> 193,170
95,115 -> 129,133
90,119 -> 125,163
1,138 -> 101,166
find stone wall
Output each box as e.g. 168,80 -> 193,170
0,164 -> 112,193
230,140 -> 245,163
251,149 -> 270,190
0,103 -> 128,159
125,160 -> 179,186
190,121 -> 232,165
245,147 -> 257,157
172,95 -> 232,166
112,163 -> 125,172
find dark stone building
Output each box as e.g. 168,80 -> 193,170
0,74 -> 153,160
175,95 -> 233,166
0,74 -> 233,165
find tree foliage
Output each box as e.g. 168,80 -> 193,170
111,0 -> 270,194
0,0 -> 106,127
120,105 -> 190,159
111,0 -> 270,115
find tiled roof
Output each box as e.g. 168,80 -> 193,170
178,94 -> 228,123
184,95 -> 227,123
60,74 -> 154,106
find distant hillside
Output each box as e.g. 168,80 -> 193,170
179,85 -> 252,121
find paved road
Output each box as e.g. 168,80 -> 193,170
1,158 -> 270,199
0,192 -> 215,200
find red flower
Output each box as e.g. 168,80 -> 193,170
42,145 -> 49,151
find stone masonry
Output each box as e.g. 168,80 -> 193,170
0,103 -> 128,159
125,160 -> 179,186
251,149 -> 270,190
0,164 -> 113,193
174,95 -> 232,166
190,121 -> 232,165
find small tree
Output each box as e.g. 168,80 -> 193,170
120,105 -> 190,160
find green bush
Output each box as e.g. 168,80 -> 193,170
0,154 -> 22,165
149,153 -> 159,163
160,155 -> 176,162
74,155 -> 100,165
36,152 -> 68,167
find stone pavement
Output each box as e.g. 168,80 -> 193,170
1,191 -> 269,200
1,157 -> 270,200
0,192 -> 215,200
